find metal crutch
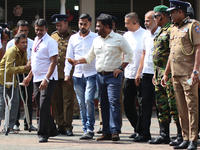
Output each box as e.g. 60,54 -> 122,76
17,73 -> 31,132
3,61 -> 15,135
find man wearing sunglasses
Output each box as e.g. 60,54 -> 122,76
148,5 -> 182,146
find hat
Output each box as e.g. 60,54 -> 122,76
154,5 -> 169,13
167,0 -> 190,11
51,14 -> 69,24
100,13 -> 117,22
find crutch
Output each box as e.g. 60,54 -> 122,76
17,73 -> 31,132
3,61 -> 15,135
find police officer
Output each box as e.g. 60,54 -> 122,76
51,14 -> 76,136
161,1 -> 200,149
148,5 -> 182,145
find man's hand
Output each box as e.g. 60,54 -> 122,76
39,79 -> 48,91
152,74 -> 156,85
161,75 -> 168,87
64,75 -> 71,85
67,59 -> 79,66
24,61 -> 31,70
191,73 -> 199,85
135,73 -> 141,86
113,69 -> 122,78
23,76 -> 31,86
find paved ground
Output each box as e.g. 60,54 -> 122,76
0,111 -> 200,150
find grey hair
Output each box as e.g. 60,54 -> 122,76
14,33 -> 27,43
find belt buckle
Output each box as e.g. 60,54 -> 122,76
102,71 -> 105,75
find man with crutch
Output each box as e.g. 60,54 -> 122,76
0,33 -> 31,133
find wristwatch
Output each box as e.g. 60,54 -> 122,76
193,70 -> 199,75
118,66 -> 124,71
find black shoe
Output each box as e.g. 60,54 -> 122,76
148,135 -> 170,144
169,136 -> 183,146
39,137 -> 48,143
66,130 -> 74,136
171,135 -> 178,139
80,131 -> 94,140
73,115 -> 80,119
129,132 -> 138,138
24,125 -> 37,131
57,129 -> 65,135
133,135 -> 151,142
187,141 -> 197,150
97,128 -> 103,134
173,140 -> 189,149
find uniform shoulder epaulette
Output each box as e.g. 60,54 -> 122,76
51,30 -> 58,35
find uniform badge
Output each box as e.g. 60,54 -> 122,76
195,26 -> 200,33
181,28 -> 188,33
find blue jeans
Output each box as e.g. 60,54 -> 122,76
96,72 -> 122,134
73,74 -> 96,132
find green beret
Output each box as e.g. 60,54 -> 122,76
154,5 -> 169,13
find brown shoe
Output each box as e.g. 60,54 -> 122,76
96,133 -> 112,141
112,132 -> 120,141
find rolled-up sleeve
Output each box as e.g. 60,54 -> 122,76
120,37 -> 133,63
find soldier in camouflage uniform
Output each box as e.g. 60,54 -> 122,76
50,14 -> 77,136
148,5 -> 182,145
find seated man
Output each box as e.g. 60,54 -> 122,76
0,33 -> 31,133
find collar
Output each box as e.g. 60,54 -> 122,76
105,30 -> 114,38
153,26 -> 161,35
177,16 -> 190,28
161,21 -> 171,31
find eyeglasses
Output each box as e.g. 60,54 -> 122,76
154,14 -> 161,18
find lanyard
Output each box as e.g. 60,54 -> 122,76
34,39 -> 43,52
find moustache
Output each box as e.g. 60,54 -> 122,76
23,45 -> 27,49
37,33 -> 43,36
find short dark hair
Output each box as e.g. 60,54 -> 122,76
17,20 -> 29,29
96,14 -> 113,29
35,19 -> 48,28
177,8 -> 187,17
79,13 -> 92,22
14,33 -> 27,43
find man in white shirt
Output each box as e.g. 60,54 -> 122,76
64,13 -> 97,140
67,14 -> 133,141
123,12 -> 146,139
134,11 -> 160,142
6,20 -> 36,132
23,19 -> 58,143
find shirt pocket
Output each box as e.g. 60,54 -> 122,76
94,45 -> 103,55
180,32 -> 193,54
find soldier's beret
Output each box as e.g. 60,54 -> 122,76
51,14 -> 69,24
154,5 -> 169,13
167,0 -> 190,11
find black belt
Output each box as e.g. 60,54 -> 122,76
98,71 -> 113,75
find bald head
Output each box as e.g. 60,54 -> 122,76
125,12 -> 139,23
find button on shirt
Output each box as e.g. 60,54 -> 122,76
142,27 -> 161,74
123,27 -> 146,79
64,31 -> 98,77
31,33 -> 58,82
84,30 -> 133,72
6,38 -> 33,61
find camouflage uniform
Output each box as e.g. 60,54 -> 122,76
153,21 -> 179,124
51,27 -> 77,132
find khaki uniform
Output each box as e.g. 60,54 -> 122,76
98,29 -> 125,128
51,27 -> 77,132
169,17 -> 200,141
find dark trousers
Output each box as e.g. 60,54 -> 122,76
34,80 -> 57,138
16,74 -> 33,127
123,78 -> 142,132
138,73 -> 155,137
96,72 -> 122,134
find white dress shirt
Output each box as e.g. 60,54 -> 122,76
142,27 -> 161,74
6,38 -> 33,61
84,30 -> 133,72
31,33 -> 58,82
123,27 -> 146,79
64,30 -> 98,77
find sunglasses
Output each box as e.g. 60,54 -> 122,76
154,14 -> 161,18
